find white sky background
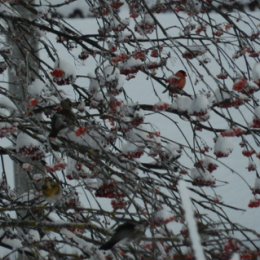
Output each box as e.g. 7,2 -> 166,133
1,1 -> 260,257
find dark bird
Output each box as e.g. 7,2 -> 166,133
49,99 -> 78,138
100,220 -> 147,250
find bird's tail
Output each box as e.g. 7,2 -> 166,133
99,240 -> 116,250
49,131 -> 57,138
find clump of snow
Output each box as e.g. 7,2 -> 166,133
56,58 -> 76,78
190,167 -> 215,184
195,157 -> 218,173
117,31 -> 133,43
252,62 -> 260,83
84,178 -> 103,189
26,230 -> 40,242
159,143 -> 182,162
212,88 -> 231,103
120,141 -> 144,159
90,93 -> 104,108
153,102 -> 170,111
133,109 -> 144,119
143,13 -> 154,25
0,95 -> 17,112
241,80 -> 259,93
16,132 -> 44,160
100,65 -> 124,94
174,96 -> 192,112
16,132 -> 41,150
211,88 -> 249,107
68,128 -> 110,153
152,206 -> 177,226
230,253 -> 240,260
44,95 -> 61,106
134,13 -> 155,35
88,73 -> 100,93
190,168 -> 204,180
108,17 -> 129,32
248,80 -> 258,88
51,58 -> 76,85
125,124 -> 150,143
186,44 -> 207,54
103,65 -> 120,82
189,0 -> 202,12
189,94 -> 209,116
118,56 -> 143,69
121,141 -> 144,153
89,66 -> 125,96
120,101 -> 138,115
214,136 -> 234,157
28,78 -> 48,97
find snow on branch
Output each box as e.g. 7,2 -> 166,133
178,180 -> 206,260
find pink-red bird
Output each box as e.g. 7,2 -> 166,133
164,70 -> 187,95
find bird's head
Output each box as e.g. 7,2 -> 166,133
60,98 -> 73,111
177,70 -> 187,77
42,177 -> 62,199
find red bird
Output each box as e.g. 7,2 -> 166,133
164,70 -> 187,95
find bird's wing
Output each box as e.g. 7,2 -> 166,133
100,222 -> 136,250
49,113 -> 67,137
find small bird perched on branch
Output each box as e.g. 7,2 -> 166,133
100,220 -> 147,250
163,70 -> 187,95
49,98 -> 78,138
42,177 -> 62,202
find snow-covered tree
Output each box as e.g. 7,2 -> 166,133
0,0 -> 260,259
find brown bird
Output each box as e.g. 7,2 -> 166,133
49,99 -> 78,138
42,177 -> 62,202
163,70 -> 187,95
